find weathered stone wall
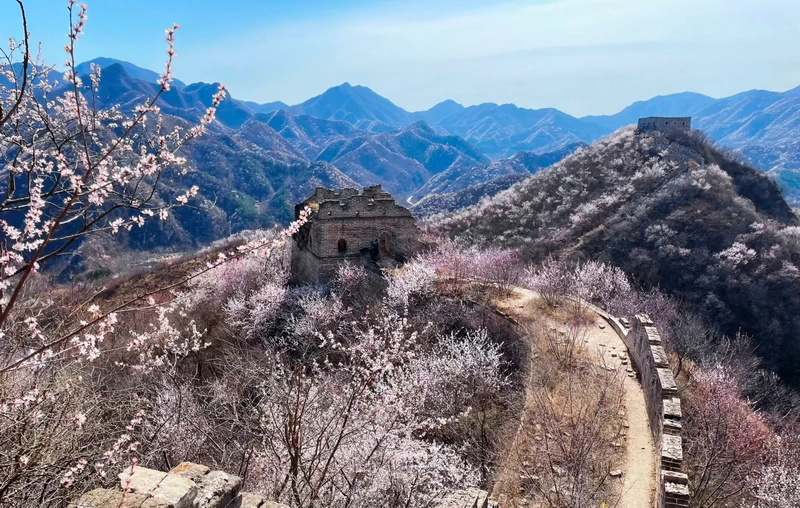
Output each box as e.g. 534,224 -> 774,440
311,215 -> 419,259
609,314 -> 690,508
72,461 -> 491,508
291,185 -> 421,284
637,117 -> 692,135
71,462 -> 287,508
290,246 -> 322,285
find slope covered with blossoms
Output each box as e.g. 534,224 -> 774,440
433,127 -> 800,384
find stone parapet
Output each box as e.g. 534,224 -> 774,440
610,313 -> 690,507
71,462 -> 288,508
660,471 -> 690,508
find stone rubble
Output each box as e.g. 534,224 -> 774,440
71,462 -> 289,508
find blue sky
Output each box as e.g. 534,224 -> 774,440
2,0 -> 799,116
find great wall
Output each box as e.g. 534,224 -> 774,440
617,315 -> 690,508
72,180 -> 693,507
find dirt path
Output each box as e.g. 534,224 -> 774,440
497,288 -> 655,508
589,317 -> 655,508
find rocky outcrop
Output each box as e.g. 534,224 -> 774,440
71,462 -> 287,508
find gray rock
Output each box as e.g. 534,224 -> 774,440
170,462 -> 210,484
71,488 -> 166,508
193,470 -> 242,508
231,491 -> 290,508
119,467 -> 197,508
233,492 -> 264,508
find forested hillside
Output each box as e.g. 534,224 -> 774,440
433,127 -> 800,384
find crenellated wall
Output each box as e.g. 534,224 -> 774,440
608,314 -> 690,508
637,117 -> 692,135
291,185 -> 421,284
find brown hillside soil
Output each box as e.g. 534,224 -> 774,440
492,288 -> 655,508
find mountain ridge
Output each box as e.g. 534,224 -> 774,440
430,127 -> 800,383
74,57 -> 188,88
68,58 -> 800,204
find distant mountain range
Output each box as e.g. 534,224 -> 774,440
241,74 -> 800,201
78,58 -> 800,171
409,142 -> 586,210
30,57 -> 800,244
74,58 -> 188,89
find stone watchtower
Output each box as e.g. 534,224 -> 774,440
637,117 -> 692,135
290,185 -> 421,284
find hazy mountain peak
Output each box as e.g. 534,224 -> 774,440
784,85 -> 800,96
412,99 -> 466,126
75,57 -> 187,88
241,99 -> 290,113
289,82 -> 412,131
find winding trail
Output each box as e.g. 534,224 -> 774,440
495,287 -> 656,508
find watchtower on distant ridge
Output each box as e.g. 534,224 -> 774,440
290,185 -> 421,284
637,117 -> 692,135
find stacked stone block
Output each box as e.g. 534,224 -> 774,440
610,314 -> 690,508
637,117 -> 692,135
71,462 -> 288,508
72,462 -> 490,508
291,185 -> 421,283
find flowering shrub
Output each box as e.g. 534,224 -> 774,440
225,282 -> 287,339
288,289 -> 345,339
0,0 -> 229,370
421,238 -> 523,297
330,263 -> 370,300
523,259 -> 633,312
379,329 -> 509,427
747,446 -> 800,508
684,365 -> 772,507
523,257 -> 571,307
386,261 -> 436,307
572,261 -> 632,306
0,3 -> 320,503
242,320 -> 505,506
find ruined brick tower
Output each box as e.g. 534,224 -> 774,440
291,185 -> 421,284
637,117 -> 692,135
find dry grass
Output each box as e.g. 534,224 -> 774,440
489,293 -> 627,508
492,362 -> 626,507
523,298 -> 595,327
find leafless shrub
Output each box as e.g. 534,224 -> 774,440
494,364 -> 625,508
531,319 -> 589,369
